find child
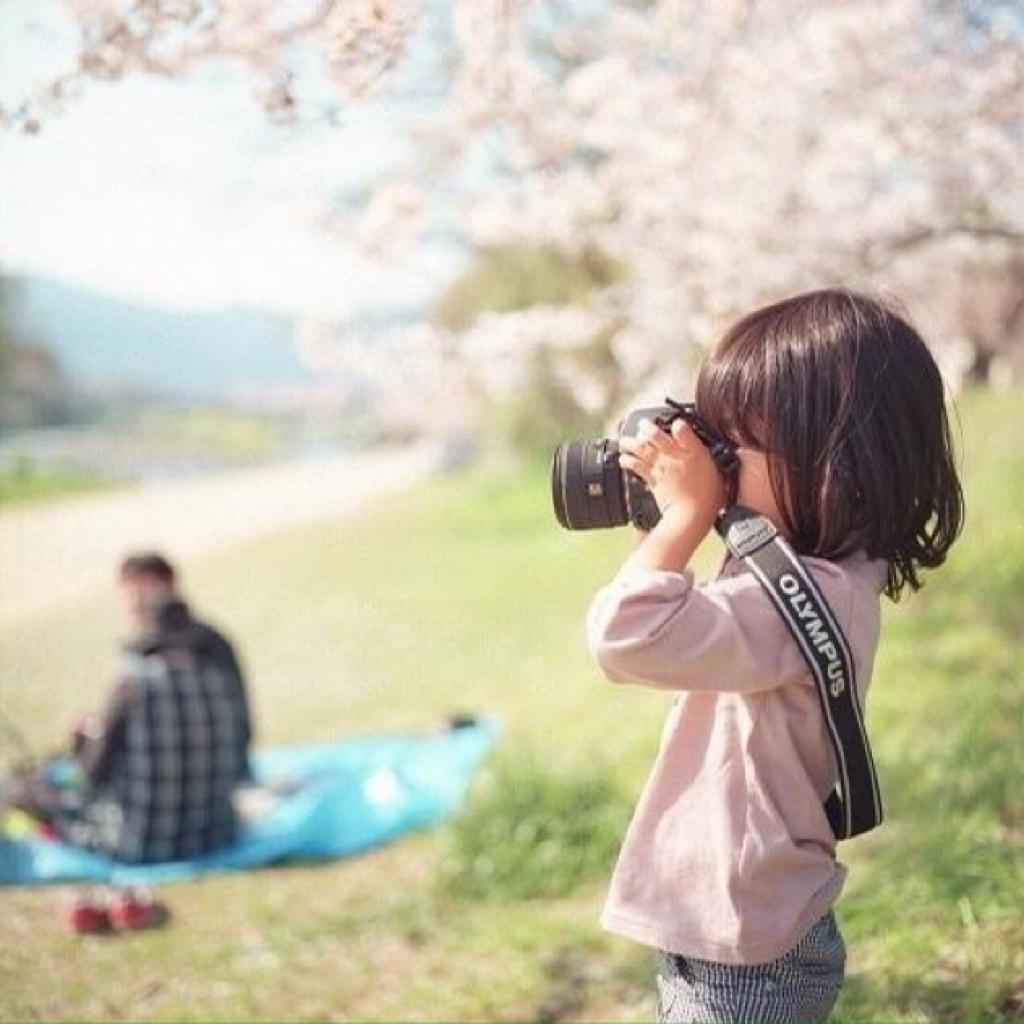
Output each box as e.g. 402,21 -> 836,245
587,289 -> 963,1023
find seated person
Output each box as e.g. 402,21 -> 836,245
18,552 -> 254,863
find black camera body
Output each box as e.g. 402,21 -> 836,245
551,399 -> 738,532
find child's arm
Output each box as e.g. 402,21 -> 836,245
587,566 -> 829,693
615,416 -> 723,578
588,417 -> 848,693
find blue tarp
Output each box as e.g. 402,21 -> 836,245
0,717 -> 498,886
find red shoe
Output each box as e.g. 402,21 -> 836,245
107,889 -> 169,931
65,896 -> 111,935
38,822 -> 60,842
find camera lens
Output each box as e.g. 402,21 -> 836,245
551,438 -> 629,530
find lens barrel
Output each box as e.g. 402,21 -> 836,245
551,438 -> 629,530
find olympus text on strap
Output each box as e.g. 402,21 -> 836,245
715,505 -> 884,840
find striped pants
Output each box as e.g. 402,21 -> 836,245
656,911 -> 845,1023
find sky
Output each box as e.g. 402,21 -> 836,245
0,0 -> 462,319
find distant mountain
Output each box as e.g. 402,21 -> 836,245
3,274 -> 314,400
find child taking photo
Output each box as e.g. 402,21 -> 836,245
587,289 -> 963,1023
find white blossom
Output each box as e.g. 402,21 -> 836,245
8,0 -> 1022,419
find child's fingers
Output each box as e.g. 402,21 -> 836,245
619,453 -> 652,482
619,435 -> 654,461
670,417 -> 700,454
637,419 -> 675,455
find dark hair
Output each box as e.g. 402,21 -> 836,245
696,288 -> 964,600
120,551 -> 176,585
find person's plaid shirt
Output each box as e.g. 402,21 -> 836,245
101,647 -> 245,863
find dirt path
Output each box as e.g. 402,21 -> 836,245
0,444 -> 440,626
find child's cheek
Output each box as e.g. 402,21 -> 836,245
737,449 -> 786,531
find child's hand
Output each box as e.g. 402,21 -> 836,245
619,418 -> 726,532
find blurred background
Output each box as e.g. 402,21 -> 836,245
0,1 -> 1022,1021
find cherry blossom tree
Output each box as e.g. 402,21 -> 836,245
6,0 -> 1023,439
0,1 -> 422,131
439,1 -> 1023,405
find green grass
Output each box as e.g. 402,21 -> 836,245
0,457 -> 118,507
833,390 -> 1024,1023
438,755 -> 633,903
1,389 -> 1022,1022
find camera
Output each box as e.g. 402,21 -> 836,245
551,398 -> 739,531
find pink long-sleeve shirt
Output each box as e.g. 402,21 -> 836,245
587,547 -> 888,966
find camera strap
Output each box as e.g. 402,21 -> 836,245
715,505 -> 884,840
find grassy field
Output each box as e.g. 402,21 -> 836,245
1,389 -> 1022,1022
0,458 -> 118,507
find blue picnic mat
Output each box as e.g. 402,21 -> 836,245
0,717 -> 498,886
